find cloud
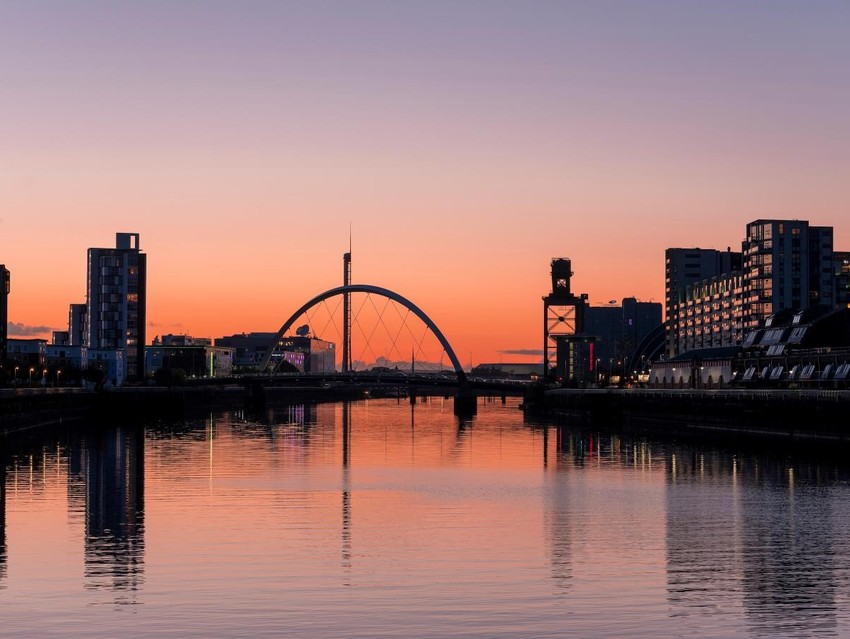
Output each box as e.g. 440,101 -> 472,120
8,322 -> 57,337
499,349 -> 543,356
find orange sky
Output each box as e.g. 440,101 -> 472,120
2,2 -> 848,365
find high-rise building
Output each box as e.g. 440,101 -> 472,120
0,265 -> 9,363
85,233 -> 147,381
665,248 -> 741,357
742,220 -> 834,330
666,219 -> 841,358
68,303 -> 87,346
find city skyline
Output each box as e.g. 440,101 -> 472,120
3,2 -> 848,364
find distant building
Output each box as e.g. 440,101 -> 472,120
585,297 -> 662,380
7,338 -> 47,370
86,349 -> 125,388
665,248 -> 741,357
214,332 -> 334,373
45,344 -> 87,376
666,220 -> 844,359
52,331 -> 70,346
215,332 -> 279,371
276,336 -> 335,374
742,220 -> 834,330
679,271 -> 744,354
0,265 -> 8,363
145,343 -> 234,378
472,363 -> 540,379
68,303 -> 87,346
835,251 -> 850,308
156,334 -> 212,347
85,233 -> 147,381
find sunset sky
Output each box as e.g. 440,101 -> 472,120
2,1 -> 848,365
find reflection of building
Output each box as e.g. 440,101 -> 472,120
666,450 -> 741,620
0,458 -> 6,587
84,233 -> 147,381
542,258 -> 593,384
69,427 -> 145,595
546,428 -> 572,592
739,479 -> 837,635
664,445 -> 840,636
0,264 -> 9,362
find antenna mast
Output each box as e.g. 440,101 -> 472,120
342,228 -> 352,372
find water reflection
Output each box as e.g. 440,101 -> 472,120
6,402 -> 850,637
69,426 -> 145,600
0,458 -> 6,588
666,444 -> 845,636
545,427 -> 572,592
341,401 -> 352,582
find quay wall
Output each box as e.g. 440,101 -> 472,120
0,384 -> 367,435
535,388 -> 850,440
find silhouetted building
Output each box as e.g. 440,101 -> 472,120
45,343 -> 87,378
215,332 -> 280,371
84,233 -> 147,381
145,338 -> 234,378
665,248 -> 741,357
68,303 -> 87,346
0,265 -> 8,363
7,338 -> 46,369
835,251 -> 850,308
586,297 -> 662,380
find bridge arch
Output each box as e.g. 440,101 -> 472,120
260,284 -> 468,386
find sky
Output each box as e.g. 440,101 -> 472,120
2,1 -> 848,365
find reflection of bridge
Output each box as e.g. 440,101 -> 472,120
259,282 -> 481,414
240,371 -> 527,397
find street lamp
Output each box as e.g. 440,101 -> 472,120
56,369 -> 61,387
14,365 -> 19,385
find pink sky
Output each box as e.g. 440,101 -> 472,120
2,2 -> 848,365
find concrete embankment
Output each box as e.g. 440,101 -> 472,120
531,388 -> 850,440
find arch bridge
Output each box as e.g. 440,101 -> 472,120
259,284 -> 475,414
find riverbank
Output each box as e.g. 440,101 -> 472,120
527,388 -> 850,440
0,384 -> 369,435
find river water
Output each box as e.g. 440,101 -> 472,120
2,397 -> 850,638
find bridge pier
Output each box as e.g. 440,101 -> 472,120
454,389 -> 477,416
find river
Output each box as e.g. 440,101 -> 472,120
1,397 -> 849,638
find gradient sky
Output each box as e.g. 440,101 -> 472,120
2,1 -> 848,364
